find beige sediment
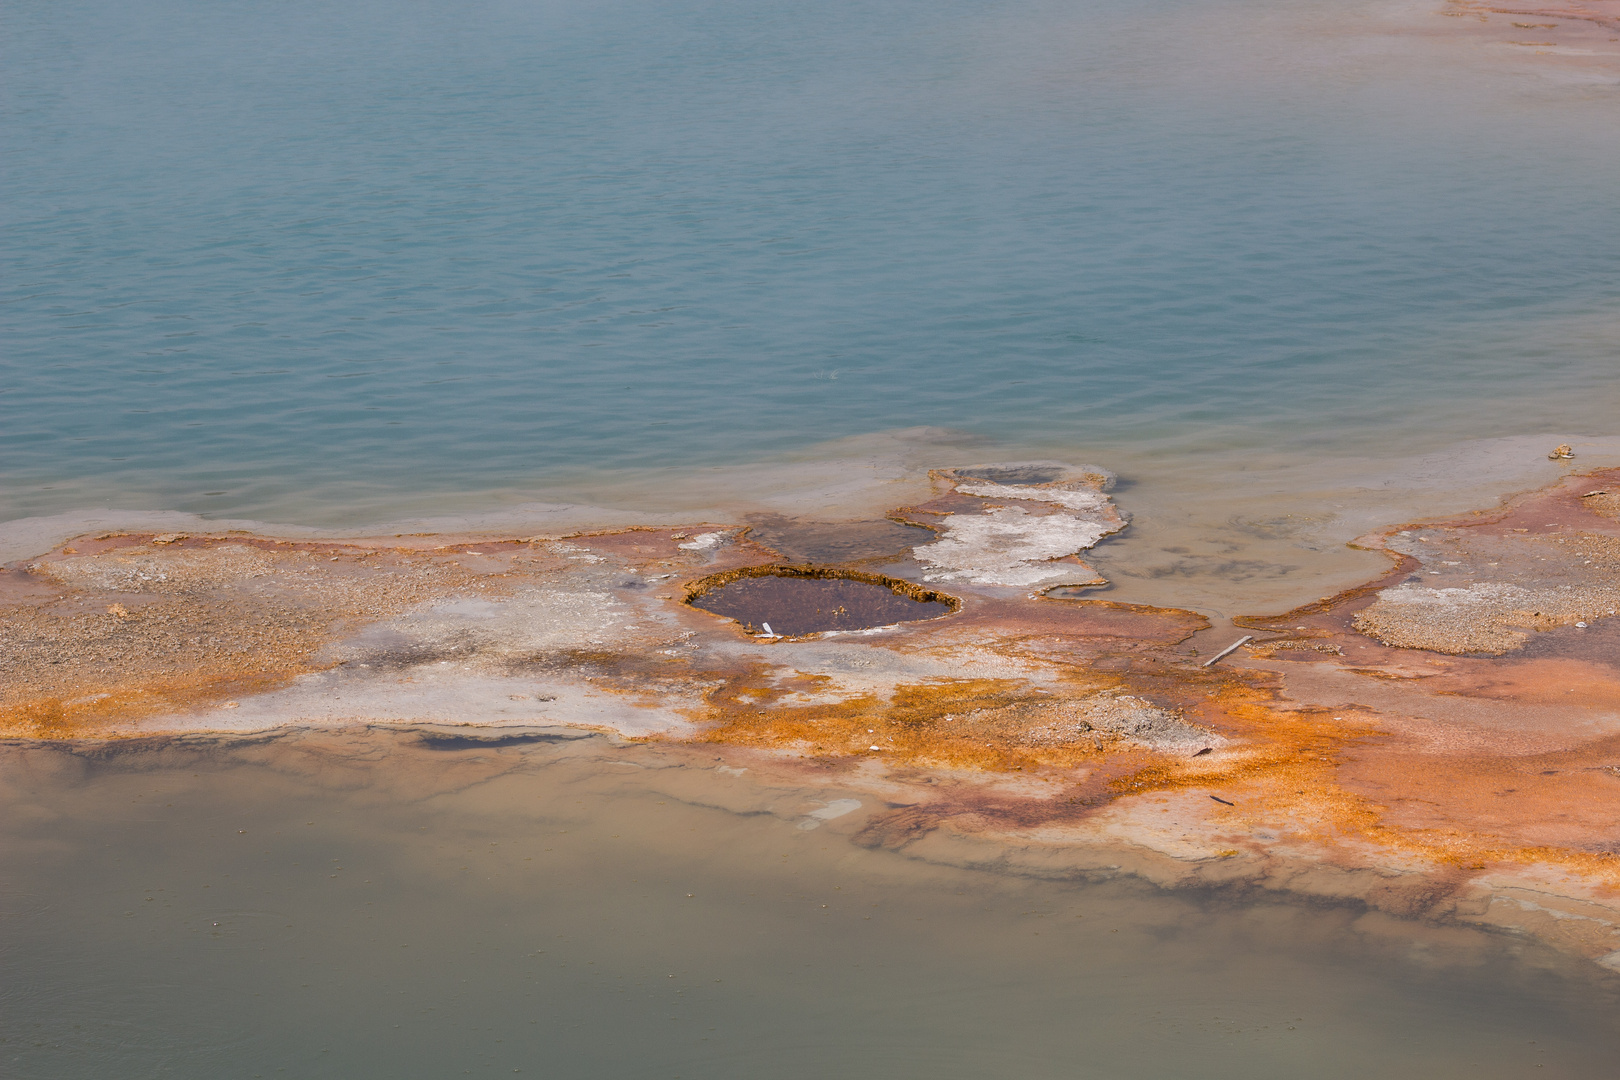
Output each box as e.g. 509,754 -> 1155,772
1584,490 -> 1620,521
6,470 -> 1620,967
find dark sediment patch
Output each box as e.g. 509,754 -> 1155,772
685,566 -> 958,636
416,729 -> 580,750
946,462 -> 1074,485
1044,585 -> 1107,600
742,514 -> 937,565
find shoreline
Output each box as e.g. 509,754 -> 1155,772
8,429 -> 1620,612
4,455 -> 1620,970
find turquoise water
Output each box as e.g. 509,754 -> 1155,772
5,0 -> 1619,522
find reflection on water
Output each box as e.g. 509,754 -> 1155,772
2,729 -> 1617,1079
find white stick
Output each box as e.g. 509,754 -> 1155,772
1201,635 -> 1252,668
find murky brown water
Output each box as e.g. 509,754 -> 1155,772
689,571 -> 956,636
3,728 -> 1618,1080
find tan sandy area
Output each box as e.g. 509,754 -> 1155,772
5,463 -> 1620,969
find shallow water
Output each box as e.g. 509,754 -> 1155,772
3,731 -> 1619,1080
689,571 -> 955,635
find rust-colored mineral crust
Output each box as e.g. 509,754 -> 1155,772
6,468 -> 1620,966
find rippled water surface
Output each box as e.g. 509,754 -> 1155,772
4,0 -> 1619,523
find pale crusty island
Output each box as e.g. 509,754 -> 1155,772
5,463 -> 1620,969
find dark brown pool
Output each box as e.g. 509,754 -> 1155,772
687,567 -> 958,636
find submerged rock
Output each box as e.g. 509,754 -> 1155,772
904,462 -> 1127,589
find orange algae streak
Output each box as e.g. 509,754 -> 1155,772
0,531 -> 564,737
675,469 -> 1620,940
1194,468 -> 1620,897
3,672 -> 298,740
8,473 -> 1620,960
695,675 -> 1124,772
